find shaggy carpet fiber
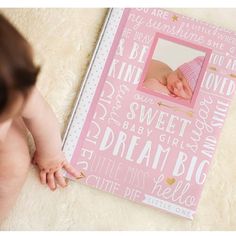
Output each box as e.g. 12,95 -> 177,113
0,8 -> 236,230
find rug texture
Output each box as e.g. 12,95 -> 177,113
0,8 -> 236,230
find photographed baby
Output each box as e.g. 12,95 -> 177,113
143,56 -> 204,100
0,15 -> 81,221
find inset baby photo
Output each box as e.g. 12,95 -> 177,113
139,33 -> 211,107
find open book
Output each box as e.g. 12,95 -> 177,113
62,8 -> 236,219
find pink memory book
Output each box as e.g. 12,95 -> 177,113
62,8 -> 236,219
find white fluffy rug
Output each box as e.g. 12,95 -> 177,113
0,8 -> 236,230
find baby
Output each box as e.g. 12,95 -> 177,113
143,56 -> 204,100
0,14 -> 81,221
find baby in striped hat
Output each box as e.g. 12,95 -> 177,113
166,56 -> 204,100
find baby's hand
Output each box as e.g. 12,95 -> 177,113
166,69 -> 193,100
32,150 -> 81,191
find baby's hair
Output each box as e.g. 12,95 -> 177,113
0,13 -> 40,114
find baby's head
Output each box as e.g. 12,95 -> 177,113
166,69 -> 192,100
0,14 -> 39,122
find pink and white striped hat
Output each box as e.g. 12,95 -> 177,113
178,56 -> 204,91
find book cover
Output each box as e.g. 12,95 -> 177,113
62,8 -> 236,219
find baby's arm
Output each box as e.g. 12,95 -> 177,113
145,60 -> 173,85
22,87 -> 80,190
143,76 -> 170,94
